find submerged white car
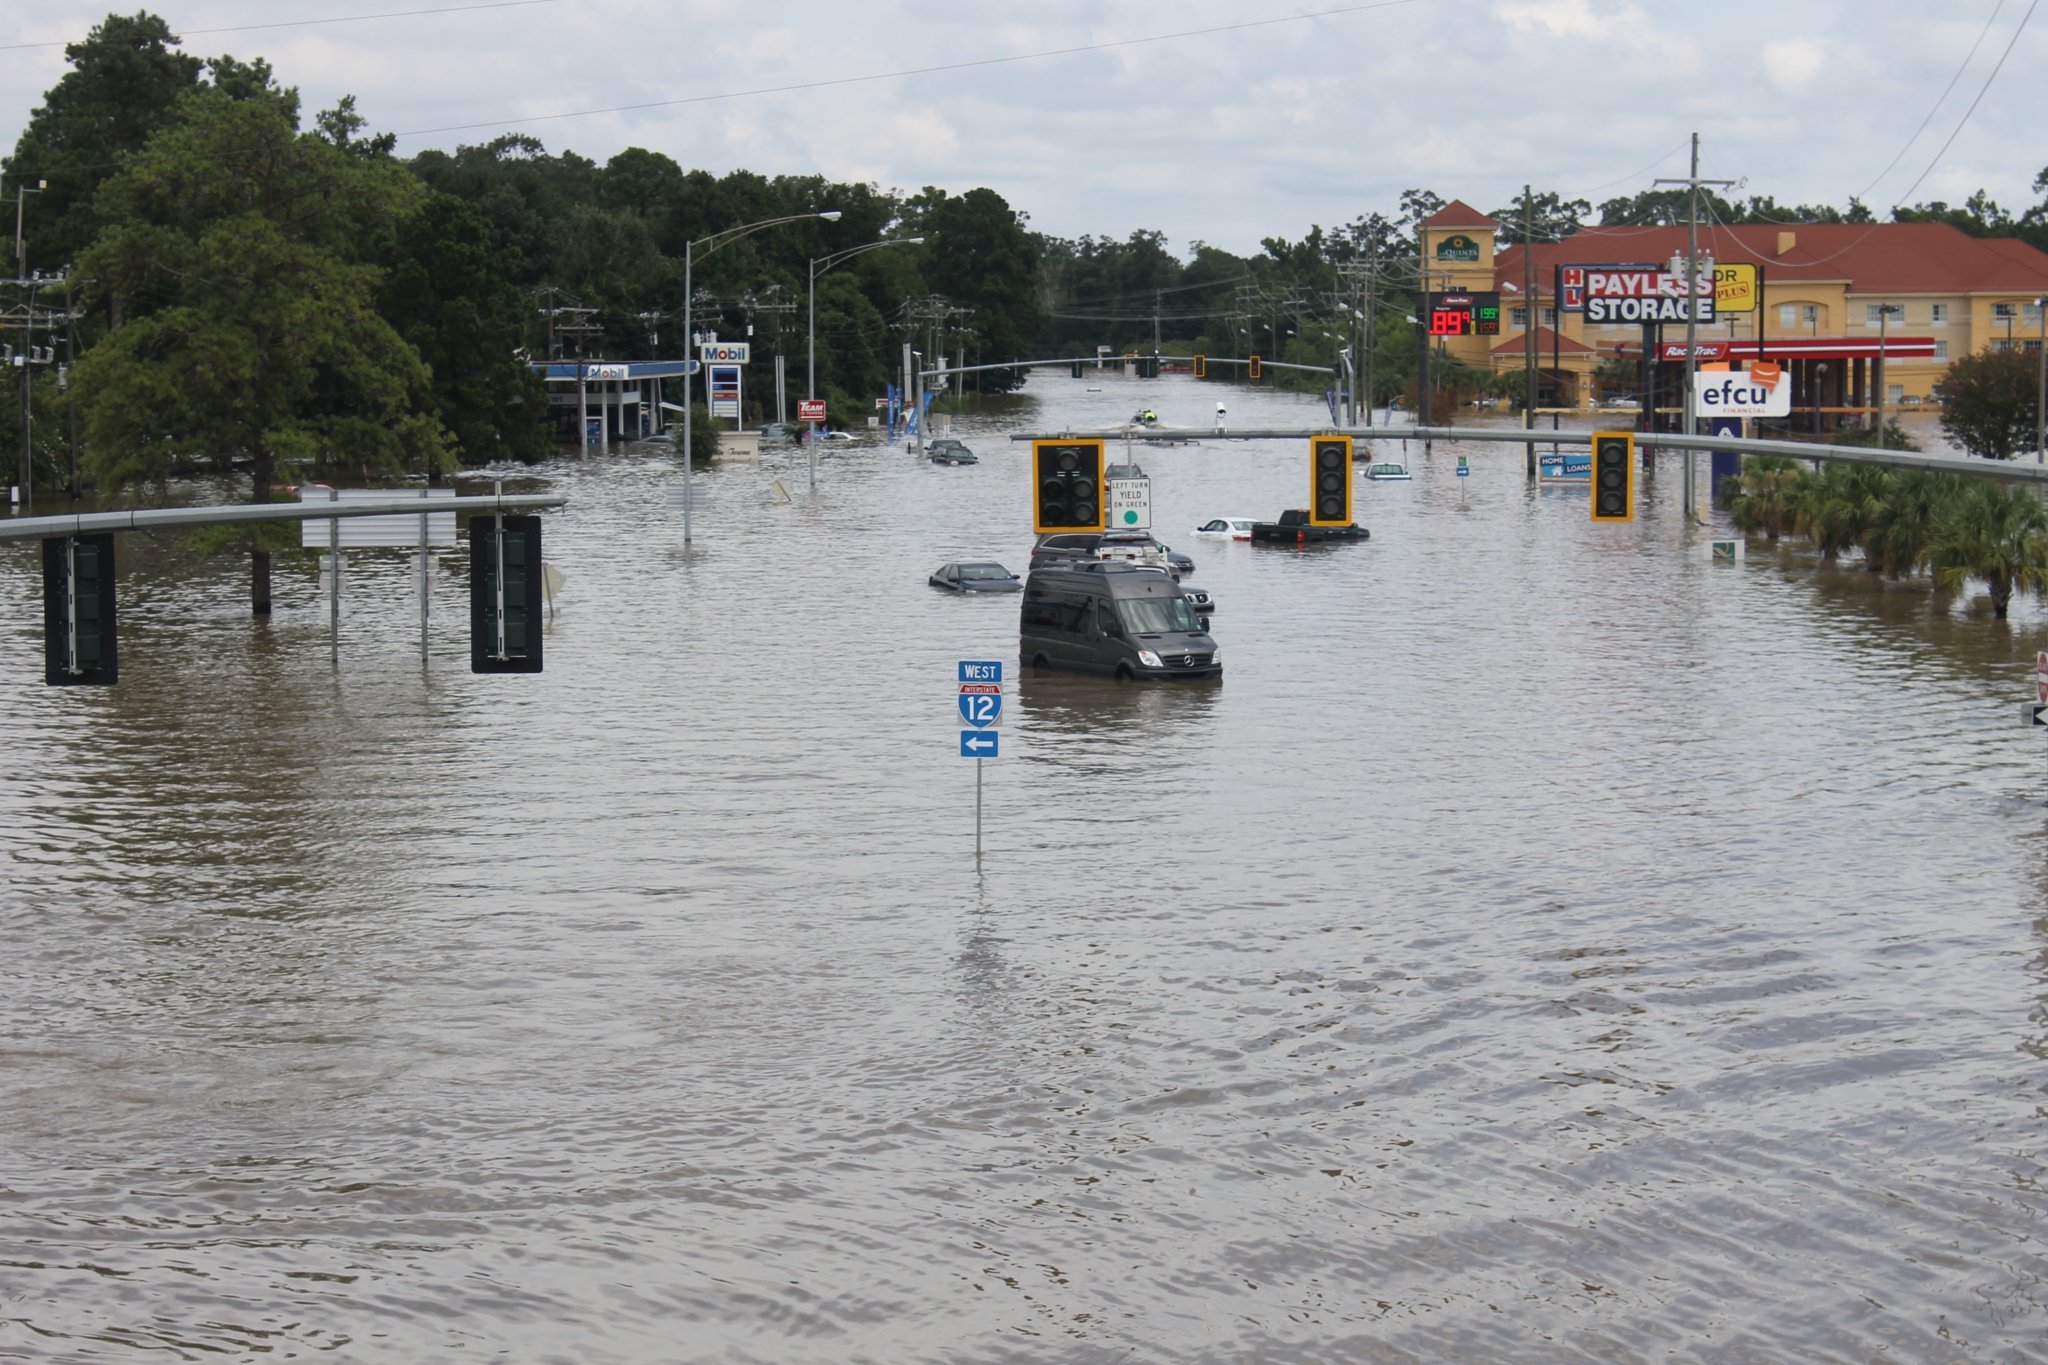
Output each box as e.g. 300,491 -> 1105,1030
1193,516 -> 1258,541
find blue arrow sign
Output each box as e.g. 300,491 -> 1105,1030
960,730 -> 1000,759
958,690 -> 1003,728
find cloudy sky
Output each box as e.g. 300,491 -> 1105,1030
3,0 -> 2043,255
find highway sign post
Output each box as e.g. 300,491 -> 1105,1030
958,660 -> 1003,857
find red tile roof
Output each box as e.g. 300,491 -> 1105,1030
1490,326 -> 1594,356
1493,222 -> 2048,296
1421,199 -> 1495,230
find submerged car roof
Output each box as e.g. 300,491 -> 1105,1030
1025,562 -> 1185,597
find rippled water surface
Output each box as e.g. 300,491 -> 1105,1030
3,379 -> 2046,1362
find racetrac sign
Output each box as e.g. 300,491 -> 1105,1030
1560,263 -> 1715,325
1691,362 -> 1790,419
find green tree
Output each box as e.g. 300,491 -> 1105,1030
1865,469 -> 1964,577
902,186 -> 1041,393
1936,347 -> 2041,460
73,88 -> 450,614
2,11 -> 205,275
1927,479 -> 2048,618
1487,189 -> 1591,244
1722,455 -> 1806,541
378,193 -> 550,467
1786,461 -> 1888,562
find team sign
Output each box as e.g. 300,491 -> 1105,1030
1563,264 -> 1716,324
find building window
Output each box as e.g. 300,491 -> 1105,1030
1934,340 -> 1948,360
1931,303 -> 1949,323
1511,307 -> 1528,329
1778,303 -> 1796,328
1865,303 -> 1900,326
1994,302 -> 2017,319
1782,303 -> 1822,330
1542,306 -> 1558,328
2026,301 -> 2045,325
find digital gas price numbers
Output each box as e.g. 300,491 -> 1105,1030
1423,291 -> 1502,337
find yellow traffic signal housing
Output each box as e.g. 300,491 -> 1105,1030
1309,435 -> 1354,526
1193,354 -> 1206,378
1590,431 -> 1636,522
1248,354 -> 1262,380
1032,439 -> 1107,534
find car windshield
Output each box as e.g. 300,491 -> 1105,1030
1119,595 -> 1200,634
958,564 -> 1010,580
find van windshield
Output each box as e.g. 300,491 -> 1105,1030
1119,596 -> 1200,635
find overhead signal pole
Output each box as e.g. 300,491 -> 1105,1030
1655,133 -> 1736,522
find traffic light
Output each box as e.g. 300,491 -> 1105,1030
1070,360 -> 1084,378
1590,431 -> 1636,522
470,514 -> 544,673
1249,354 -> 1262,380
1032,439 -> 1106,534
42,534 -> 117,686
1309,435 -> 1354,526
1193,354 -> 1206,378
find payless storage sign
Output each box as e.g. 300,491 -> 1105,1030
1692,362 -> 1790,418
1567,264 -> 1716,324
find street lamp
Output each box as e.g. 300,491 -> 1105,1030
806,235 -> 921,489
2034,294 -> 2045,465
681,209 -> 840,542
1875,302 -> 1899,442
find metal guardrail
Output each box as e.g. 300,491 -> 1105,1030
1008,425 -> 2048,484
0,492 -> 568,543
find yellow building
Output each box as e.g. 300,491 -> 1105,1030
1416,199 -> 2048,427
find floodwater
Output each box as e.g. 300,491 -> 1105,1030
2,375 -> 2046,1363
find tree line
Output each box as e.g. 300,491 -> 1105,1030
6,12 -> 2046,528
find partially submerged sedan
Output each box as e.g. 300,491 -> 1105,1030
929,561 -> 1022,593
1193,516 -> 1257,541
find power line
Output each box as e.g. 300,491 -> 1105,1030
1888,0 -> 2038,210
389,0 -> 1435,139
0,0 -> 566,52
1854,0 -> 2007,204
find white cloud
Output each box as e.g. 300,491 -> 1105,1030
1,0 -> 2042,254
1761,39 -> 1829,95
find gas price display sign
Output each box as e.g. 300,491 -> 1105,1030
1423,291 -> 1501,337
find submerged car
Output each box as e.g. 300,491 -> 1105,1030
1193,516 -> 1257,541
929,561 -> 1021,593
1031,530 -> 1193,578
1363,461 -> 1412,481
927,439 -> 977,465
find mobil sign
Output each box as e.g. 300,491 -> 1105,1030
1692,362 -> 1791,419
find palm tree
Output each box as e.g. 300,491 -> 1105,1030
1793,462 -> 1891,563
1722,456 -> 1805,541
1865,470 -> 1965,578
1927,481 -> 2048,619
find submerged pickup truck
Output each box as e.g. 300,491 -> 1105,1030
1249,508 -> 1370,544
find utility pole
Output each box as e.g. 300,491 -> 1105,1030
1656,133 -> 1736,522
1523,184 -> 1538,478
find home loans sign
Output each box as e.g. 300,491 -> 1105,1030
1559,263 -> 1715,325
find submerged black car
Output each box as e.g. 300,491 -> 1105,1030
929,561 -> 1021,593
927,439 -> 977,465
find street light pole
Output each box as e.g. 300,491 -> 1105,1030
2035,294 -> 2045,465
806,235 -> 921,489
681,209 -> 841,542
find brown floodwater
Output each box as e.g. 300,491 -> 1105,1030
2,377 -> 2044,1362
